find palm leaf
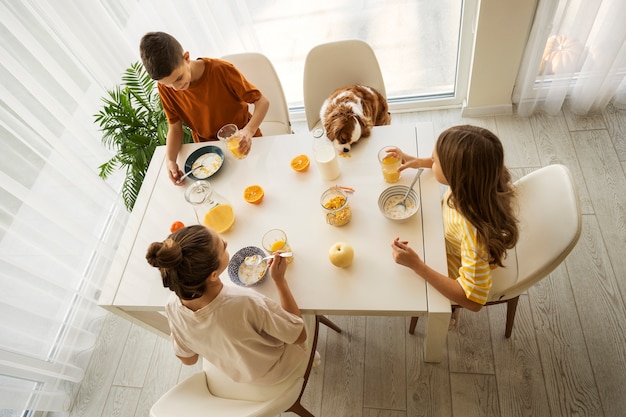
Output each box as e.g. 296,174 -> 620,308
95,61 -> 195,211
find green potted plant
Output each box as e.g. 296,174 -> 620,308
95,61 -> 191,211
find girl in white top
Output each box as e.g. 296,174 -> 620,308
146,225 -> 307,384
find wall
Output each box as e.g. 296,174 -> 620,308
463,0 -> 538,116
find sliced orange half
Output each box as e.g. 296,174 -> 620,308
290,154 -> 310,172
243,184 -> 264,204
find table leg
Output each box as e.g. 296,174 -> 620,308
423,310 -> 451,363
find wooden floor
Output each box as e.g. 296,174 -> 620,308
70,106 -> 626,417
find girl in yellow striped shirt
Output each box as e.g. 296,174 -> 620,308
387,125 -> 518,313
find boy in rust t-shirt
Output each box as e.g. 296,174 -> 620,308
140,32 -> 269,185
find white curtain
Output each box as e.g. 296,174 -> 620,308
514,0 -> 626,116
0,1 -> 257,414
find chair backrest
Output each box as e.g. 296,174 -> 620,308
488,164 -> 582,301
303,39 -> 387,131
221,52 -> 292,136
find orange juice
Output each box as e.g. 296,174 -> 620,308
268,240 -> 293,263
270,240 -> 285,251
227,136 -> 245,159
203,204 -> 235,233
381,156 -> 400,183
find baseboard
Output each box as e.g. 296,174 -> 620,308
461,103 -> 513,117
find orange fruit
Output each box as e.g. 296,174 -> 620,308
243,185 -> 264,204
203,205 -> 235,234
170,221 -> 185,233
290,154 -> 310,172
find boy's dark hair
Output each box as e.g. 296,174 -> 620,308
139,32 -> 184,80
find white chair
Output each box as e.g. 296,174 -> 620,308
409,164 -> 582,338
222,52 -> 292,136
150,315 -> 341,417
303,40 -> 387,131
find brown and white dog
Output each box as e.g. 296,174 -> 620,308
320,85 -> 391,153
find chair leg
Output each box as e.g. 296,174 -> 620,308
505,296 -> 520,338
286,401 -> 315,417
408,317 -> 419,334
318,315 -> 342,333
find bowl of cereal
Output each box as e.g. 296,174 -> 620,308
228,246 -> 268,287
184,146 -> 225,180
378,185 -> 420,222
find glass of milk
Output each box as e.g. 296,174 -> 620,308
312,129 -> 341,181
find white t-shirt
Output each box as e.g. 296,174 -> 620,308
165,285 -> 306,384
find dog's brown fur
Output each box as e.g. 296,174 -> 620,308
321,85 -> 391,153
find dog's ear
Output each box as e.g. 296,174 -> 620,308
357,114 -> 372,138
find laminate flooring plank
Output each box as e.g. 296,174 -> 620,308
488,297 -> 551,417
572,129 -> 626,303
449,373 -> 499,417
69,313 -> 131,417
364,316 -> 406,410
429,108 -> 498,136
602,103 -> 626,161
101,386 -> 141,417
392,110 -> 433,125
363,409 -> 407,417
405,316 -> 452,417
562,105 -> 607,131
527,264 -> 602,417
529,111 -> 594,214
320,315 -> 366,417
447,308 -> 495,374
565,215 -> 626,416
113,323 -> 157,387
494,114 -> 541,168
133,335 -> 182,417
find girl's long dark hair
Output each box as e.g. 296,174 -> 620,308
437,125 -> 518,267
145,225 -> 221,300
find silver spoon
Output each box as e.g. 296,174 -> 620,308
244,252 -> 293,266
394,168 -> 424,212
176,163 -> 206,184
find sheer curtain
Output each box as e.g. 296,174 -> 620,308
0,1 -> 257,414
514,0 -> 626,116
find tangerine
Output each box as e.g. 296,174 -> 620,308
243,185 -> 264,204
290,154 -> 310,172
170,221 -> 185,233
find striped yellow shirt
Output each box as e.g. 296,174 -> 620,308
441,189 -> 492,305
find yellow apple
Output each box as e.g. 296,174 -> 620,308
328,242 -> 354,268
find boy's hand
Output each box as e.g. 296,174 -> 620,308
268,252 -> 288,282
238,128 -> 254,157
166,160 -> 184,186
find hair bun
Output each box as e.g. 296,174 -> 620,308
146,239 -> 183,268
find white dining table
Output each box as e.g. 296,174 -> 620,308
99,122 -> 451,362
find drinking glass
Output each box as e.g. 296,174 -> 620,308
377,146 -> 401,183
262,229 -> 293,263
218,124 -> 247,159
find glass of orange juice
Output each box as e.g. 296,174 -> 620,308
262,229 -> 293,263
377,146 -> 401,183
218,124 -> 247,159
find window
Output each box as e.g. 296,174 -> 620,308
226,0 -> 473,110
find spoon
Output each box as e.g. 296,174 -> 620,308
394,168 -> 424,213
176,163 -> 205,184
244,252 -> 293,266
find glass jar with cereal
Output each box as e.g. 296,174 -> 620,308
320,187 -> 351,226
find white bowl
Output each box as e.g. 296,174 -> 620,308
378,185 -> 420,222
